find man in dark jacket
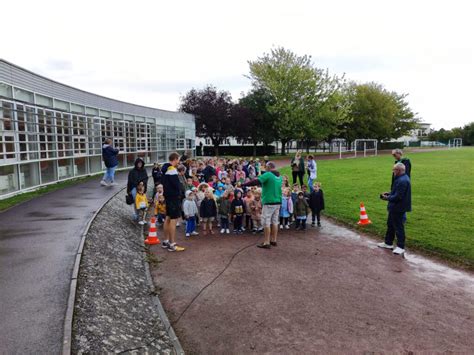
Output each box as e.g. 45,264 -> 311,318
202,159 -> 217,183
127,158 -> 148,221
391,148 -> 412,223
161,152 -> 185,252
379,163 -> 412,255
101,138 -> 119,186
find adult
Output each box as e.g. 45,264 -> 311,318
290,150 -> 305,186
126,158 -> 148,221
161,152 -> 185,252
243,161 -> 283,249
101,138 -> 119,186
151,162 -> 163,186
378,163 -> 412,255
307,155 -> 317,192
391,149 -> 411,189
202,159 -> 217,183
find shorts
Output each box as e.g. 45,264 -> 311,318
201,217 -> 215,223
262,204 -> 280,227
165,198 -> 181,219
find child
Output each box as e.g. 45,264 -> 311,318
218,191 -> 231,234
214,182 -> 225,200
231,190 -> 245,234
200,189 -> 217,235
282,175 -> 290,189
280,188 -> 293,229
309,182 -> 325,227
294,191 -> 310,230
183,190 -> 199,237
154,194 -> 166,225
249,190 -> 263,233
135,182 -> 149,225
192,175 -> 200,188
243,190 -> 254,231
301,184 -> 310,203
186,177 -> 194,191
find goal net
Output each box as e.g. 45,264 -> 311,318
331,139 -> 378,159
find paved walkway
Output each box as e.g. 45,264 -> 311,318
150,220 -> 474,354
0,172 -> 128,354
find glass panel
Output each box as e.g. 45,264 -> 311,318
40,160 -> 56,184
14,88 -> 34,103
71,103 -> 85,114
36,94 -> 53,107
85,107 -> 99,116
74,157 -> 87,176
1,101 -> 14,131
54,99 -> 70,111
127,153 -> 136,167
20,162 -> 40,189
100,110 -> 111,118
89,156 -> 102,173
0,83 -> 13,98
0,165 -> 19,195
58,159 -> 73,179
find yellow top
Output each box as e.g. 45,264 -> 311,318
155,202 -> 166,215
135,193 -> 149,210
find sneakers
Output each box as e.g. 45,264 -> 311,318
226,229 -> 230,234
185,233 -> 190,238
393,247 -> 405,255
191,231 -> 199,236
285,224 -> 290,230
311,222 -> 316,227
138,220 -> 145,225
257,243 -> 271,249
161,240 -> 171,249
109,182 -> 118,186
280,225 -> 283,230
100,180 -> 108,186
168,243 -> 185,252
377,242 -> 394,250
270,241 -> 277,246
317,222 -> 321,227
220,228 -> 225,234
176,222 -> 180,227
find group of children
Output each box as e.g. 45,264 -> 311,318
143,157 -> 325,237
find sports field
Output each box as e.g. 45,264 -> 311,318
280,148 -> 474,268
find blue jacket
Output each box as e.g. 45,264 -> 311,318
387,174 -> 412,213
102,144 -> 119,168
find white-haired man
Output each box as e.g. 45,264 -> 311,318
379,163 -> 412,255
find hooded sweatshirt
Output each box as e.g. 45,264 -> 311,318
102,144 -> 119,168
127,158 -> 148,193
161,162 -> 181,200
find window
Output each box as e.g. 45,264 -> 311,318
0,135 -> 16,161
0,165 -> 18,194
205,139 -> 211,145
0,101 -> 14,131
20,162 -> 40,189
0,83 -> 13,98
14,88 -> 34,103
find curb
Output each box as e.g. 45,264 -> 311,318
62,186 -> 126,355
141,230 -> 185,355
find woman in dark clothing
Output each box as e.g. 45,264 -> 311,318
127,158 -> 148,221
151,163 -> 163,185
290,150 -> 305,186
308,182 -> 325,227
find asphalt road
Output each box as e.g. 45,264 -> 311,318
0,172 -> 129,354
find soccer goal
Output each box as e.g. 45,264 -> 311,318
331,139 -> 378,159
448,138 -> 463,148
354,139 -> 378,158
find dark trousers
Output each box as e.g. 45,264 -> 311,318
311,210 -> 321,223
220,216 -> 229,230
292,171 -> 304,186
245,215 -> 253,230
280,217 -> 289,226
385,211 -> 406,249
233,215 -> 243,230
295,218 -> 307,229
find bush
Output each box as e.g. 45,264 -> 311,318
198,145 -> 275,156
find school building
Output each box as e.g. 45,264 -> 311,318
0,59 -> 195,199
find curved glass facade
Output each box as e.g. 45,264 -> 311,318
0,60 -> 195,198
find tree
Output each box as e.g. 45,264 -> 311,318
339,82 -> 419,145
248,47 -> 345,155
179,86 -> 234,156
234,88 -> 277,157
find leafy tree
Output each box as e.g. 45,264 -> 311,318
248,47 -> 345,155
461,122 -> 474,145
234,88 -> 277,157
179,85 -> 234,156
339,82 -> 419,146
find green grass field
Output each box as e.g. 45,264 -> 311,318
280,148 -> 474,268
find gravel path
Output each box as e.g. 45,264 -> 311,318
72,189 -> 175,354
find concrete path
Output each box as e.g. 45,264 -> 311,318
150,219 -> 474,354
0,172 -> 128,354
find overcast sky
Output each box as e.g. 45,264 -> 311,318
2,0 -> 473,129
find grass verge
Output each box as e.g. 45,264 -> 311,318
0,174 -> 100,212
280,147 -> 474,269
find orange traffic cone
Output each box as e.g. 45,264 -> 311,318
357,202 -> 372,225
145,217 -> 160,245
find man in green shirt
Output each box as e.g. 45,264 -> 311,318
243,162 -> 283,249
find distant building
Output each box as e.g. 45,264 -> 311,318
0,59 -> 195,198
391,122 -> 433,145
